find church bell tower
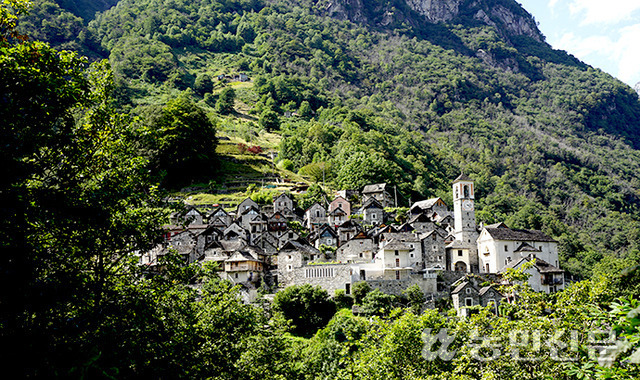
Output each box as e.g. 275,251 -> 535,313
452,173 -> 479,272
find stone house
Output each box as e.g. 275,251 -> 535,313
337,219 -> 360,245
277,239 -> 321,285
501,256 -> 565,293
328,206 -> 348,228
224,250 -> 264,284
328,196 -> 351,217
267,211 -> 288,232
408,213 -> 438,234
253,231 -> 279,254
207,206 -> 231,226
304,202 -> 326,230
479,285 -> 505,314
451,281 -> 480,317
373,239 -> 414,280
309,224 -> 339,249
362,183 -> 395,208
420,230 -> 447,269
200,225 -> 223,247
378,232 -> 422,269
362,198 -> 384,226
237,197 -> 260,215
336,232 -> 375,263
239,205 -> 261,231
273,193 -> 294,214
223,222 -> 248,241
277,228 -> 300,248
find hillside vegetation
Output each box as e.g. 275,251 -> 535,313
17,0 -> 640,278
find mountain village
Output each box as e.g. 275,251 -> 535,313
141,174 -> 565,316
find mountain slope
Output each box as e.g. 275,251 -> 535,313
18,0 -> 640,277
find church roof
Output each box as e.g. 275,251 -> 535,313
453,173 -> 473,183
484,227 -> 556,243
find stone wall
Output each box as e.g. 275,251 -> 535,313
282,263 -> 352,296
366,273 -> 437,296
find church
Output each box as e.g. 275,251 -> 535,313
444,174 -> 564,293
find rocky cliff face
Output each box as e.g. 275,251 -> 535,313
405,0 -> 462,22
321,0 -> 544,43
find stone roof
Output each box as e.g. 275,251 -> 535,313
362,183 -> 387,194
484,222 -> 508,229
532,258 -> 564,273
219,239 -> 246,252
338,219 -> 357,228
304,202 -> 326,213
328,206 -> 347,216
514,242 -> 540,253
451,281 -> 476,294
411,198 -> 445,210
226,251 -> 261,263
281,239 -> 320,254
502,256 -> 564,274
382,238 -> 412,251
484,227 -> 556,242
381,232 -> 419,243
479,285 -> 503,297
408,213 -> 433,224
419,230 -> 444,240
362,198 -> 384,209
446,239 -> 474,249
453,173 -> 473,183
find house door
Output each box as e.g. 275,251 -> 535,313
454,261 -> 467,272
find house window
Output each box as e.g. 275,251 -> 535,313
287,265 -> 292,271
288,255 -> 292,260
395,250 -> 399,256
288,232 -> 293,239
458,250 -> 463,257
466,288 -> 472,294
395,258 -> 400,267
504,245 -> 508,252
465,298 -> 473,307
316,210 -> 320,217
234,273 -> 238,279
410,253 -> 414,258
359,252 -> 363,258
372,214 -> 377,219
396,271 -> 400,280
486,263 -> 490,272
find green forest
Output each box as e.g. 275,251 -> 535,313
2,0 -> 640,377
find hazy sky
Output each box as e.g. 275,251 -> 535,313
516,0 -> 640,88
